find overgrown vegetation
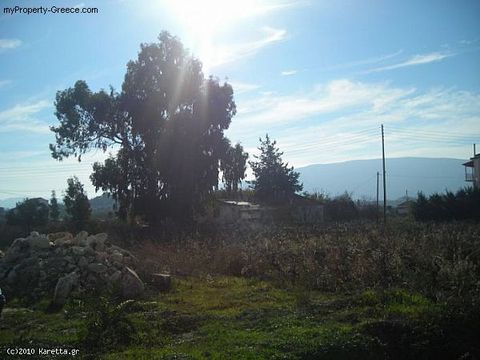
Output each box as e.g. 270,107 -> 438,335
64,176 -> 92,231
1,219 -> 479,358
5,198 -> 49,234
1,30 -> 479,359
1,271 -> 478,359
413,186 -> 480,221
132,221 -> 480,301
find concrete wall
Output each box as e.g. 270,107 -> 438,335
474,157 -> 480,187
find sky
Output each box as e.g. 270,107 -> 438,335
0,0 -> 479,200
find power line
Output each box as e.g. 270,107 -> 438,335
0,170 -> 93,179
286,135 -> 377,155
385,133 -> 478,146
387,124 -> 480,138
388,174 -> 463,179
0,161 -> 96,171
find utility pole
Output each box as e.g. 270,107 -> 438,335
376,171 -> 379,224
381,124 -> 387,225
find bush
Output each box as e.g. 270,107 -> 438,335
75,290 -> 137,354
413,187 -> 480,222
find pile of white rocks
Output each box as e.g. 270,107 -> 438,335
0,231 -> 144,306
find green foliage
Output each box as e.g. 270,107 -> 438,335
249,134 -> 302,204
0,222 -> 24,249
6,198 -> 49,234
2,222 -> 479,358
63,176 -> 91,231
51,31 -> 237,224
220,141 -> 248,195
324,192 -> 359,221
49,190 -> 60,221
90,155 -> 126,219
1,274 -> 479,359
77,293 -> 137,353
304,191 -> 378,222
413,187 -> 480,221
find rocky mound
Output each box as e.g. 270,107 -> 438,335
0,231 -> 144,306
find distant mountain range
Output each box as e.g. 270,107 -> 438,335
0,194 -> 115,214
297,157 -> 469,200
0,157 -> 471,209
0,197 -> 25,209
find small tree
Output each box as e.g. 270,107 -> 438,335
49,190 -> 60,222
249,134 -> 302,204
64,177 -> 91,231
220,142 -> 248,196
6,198 -> 49,234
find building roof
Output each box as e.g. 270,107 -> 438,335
397,200 -> 415,208
291,194 -> 324,205
463,154 -> 480,167
217,199 -> 262,209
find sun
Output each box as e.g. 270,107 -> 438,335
163,0 -> 267,73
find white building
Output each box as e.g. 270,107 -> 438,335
463,153 -> 480,188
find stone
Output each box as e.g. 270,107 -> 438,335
48,232 -> 73,246
39,270 -> 47,281
95,252 -> 108,263
77,256 -> 88,269
0,231 -> 147,306
88,263 -> 108,274
66,264 -> 77,272
87,234 -> 107,251
95,233 -> 108,243
108,271 -> 122,284
55,237 -> 73,247
73,231 -> 88,246
53,272 -> 79,307
26,233 -> 49,249
150,273 -> 172,291
84,246 -> 95,257
6,266 -> 18,284
122,267 -> 144,298
2,238 -> 28,264
71,246 -> 85,256
110,250 -> 123,263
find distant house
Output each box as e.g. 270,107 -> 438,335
289,195 -> 324,224
396,200 -> 415,216
210,196 -> 324,225
463,153 -> 480,188
31,198 -> 49,206
213,200 -> 266,224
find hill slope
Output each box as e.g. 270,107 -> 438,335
297,157 -> 469,200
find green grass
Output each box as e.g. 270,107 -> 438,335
1,275 -> 451,359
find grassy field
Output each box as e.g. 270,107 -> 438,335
1,275 -> 478,359
1,220 -> 479,359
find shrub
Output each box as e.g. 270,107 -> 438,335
413,187 -> 480,222
75,290 -> 137,354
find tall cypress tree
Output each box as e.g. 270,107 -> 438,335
249,134 -> 302,204
49,190 -> 60,222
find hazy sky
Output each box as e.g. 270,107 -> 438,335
1,0 -> 479,200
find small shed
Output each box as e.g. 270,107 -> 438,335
214,200 -> 264,224
290,195 -> 324,224
396,200 -> 415,216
